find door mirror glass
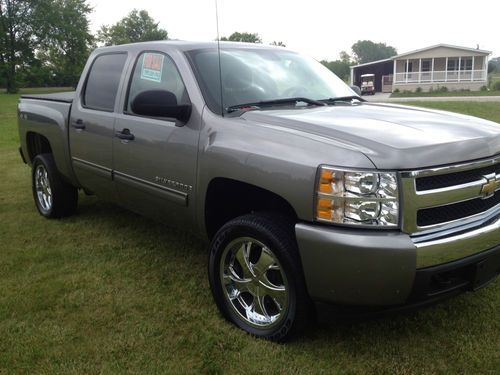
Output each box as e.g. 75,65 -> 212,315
131,89 -> 192,124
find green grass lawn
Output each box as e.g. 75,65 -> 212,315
395,101 -> 500,121
1,92 -> 499,374
390,90 -> 500,98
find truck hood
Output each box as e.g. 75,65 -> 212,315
241,103 -> 500,169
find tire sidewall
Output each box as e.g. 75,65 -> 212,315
209,217 -> 300,340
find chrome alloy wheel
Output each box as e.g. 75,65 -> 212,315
35,164 -> 52,212
220,237 -> 289,329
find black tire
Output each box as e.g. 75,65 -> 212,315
32,153 -> 78,218
208,213 -> 313,341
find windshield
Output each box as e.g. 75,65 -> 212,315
186,47 -> 357,114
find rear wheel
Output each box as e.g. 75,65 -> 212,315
208,213 -> 313,341
32,154 -> 78,218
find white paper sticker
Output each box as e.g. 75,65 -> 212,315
141,53 -> 164,83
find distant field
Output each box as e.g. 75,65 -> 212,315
1,91 -> 499,374
0,87 -> 74,94
394,101 -> 500,123
391,90 -> 500,98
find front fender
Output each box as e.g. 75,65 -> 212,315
195,109 -> 375,237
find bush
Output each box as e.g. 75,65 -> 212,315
439,86 -> 448,93
416,87 -> 422,93
428,86 -> 434,93
393,88 -> 400,93
492,81 -> 500,91
480,85 -> 488,91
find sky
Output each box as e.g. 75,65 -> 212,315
87,0 -> 499,61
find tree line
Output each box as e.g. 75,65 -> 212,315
0,1 -> 168,93
0,1 -> 403,93
4,1 -> 495,93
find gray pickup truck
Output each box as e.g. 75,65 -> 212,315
17,41 -> 499,341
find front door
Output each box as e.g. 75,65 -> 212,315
69,52 -> 128,202
112,51 -> 198,226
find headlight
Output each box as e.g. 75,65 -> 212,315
316,166 -> 399,227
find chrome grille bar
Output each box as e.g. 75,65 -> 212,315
401,155 -> 500,234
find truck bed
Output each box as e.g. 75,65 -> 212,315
20,91 -> 76,103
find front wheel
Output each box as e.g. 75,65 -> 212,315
208,213 -> 313,341
32,153 -> 78,218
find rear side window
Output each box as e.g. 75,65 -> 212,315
84,53 -> 127,111
126,52 -> 188,114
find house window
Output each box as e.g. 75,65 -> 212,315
405,61 -> 413,72
461,58 -> 473,70
421,60 -> 431,72
447,58 -> 459,71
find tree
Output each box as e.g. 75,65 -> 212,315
351,40 -> 397,64
35,0 -> 93,86
0,0 -> 38,93
321,60 -> 351,82
320,50 -> 353,82
339,50 -> 351,64
98,9 -> 168,46
0,0 -> 92,91
488,57 -> 500,73
220,32 -> 261,43
270,41 -> 286,47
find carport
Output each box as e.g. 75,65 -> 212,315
350,59 -> 394,93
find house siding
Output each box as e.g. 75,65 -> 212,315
398,46 -> 489,59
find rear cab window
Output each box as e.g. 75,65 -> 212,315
83,53 -> 128,112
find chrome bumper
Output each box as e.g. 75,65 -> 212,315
414,215 -> 500,268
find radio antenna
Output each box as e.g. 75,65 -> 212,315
215,0 -> 224,116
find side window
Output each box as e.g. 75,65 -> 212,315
126,52 -> 188,114
84,53 -> 127,111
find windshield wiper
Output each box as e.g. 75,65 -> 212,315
319,96 -> 365,104
227,97 -> 326,113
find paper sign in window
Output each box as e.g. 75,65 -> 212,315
141,53 -> 164,83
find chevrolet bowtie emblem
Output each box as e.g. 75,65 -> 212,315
480,175 -> 499,199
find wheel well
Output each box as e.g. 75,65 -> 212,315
205,178 -> 298,239
26,132 -> 52,162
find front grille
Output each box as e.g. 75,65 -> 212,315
401,155 -> 500,234
417,191 -> 500,226
416,163 -> 500,191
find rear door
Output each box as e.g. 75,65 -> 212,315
69,52 -> 128,202
112,51 -> 199,226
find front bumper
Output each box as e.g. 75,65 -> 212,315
295,221 -> 500,306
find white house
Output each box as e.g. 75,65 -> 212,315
350,44 -> 491,93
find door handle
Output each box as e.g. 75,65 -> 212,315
72,119 -> 86,130
115,128 -> 135,141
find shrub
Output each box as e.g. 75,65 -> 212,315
393,88 -> 400,93
480,85 -> 488,91
439,86 -> 448,93
428,86 -> 434,93
492,81 -> 500,91
416,87 -> 422,93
